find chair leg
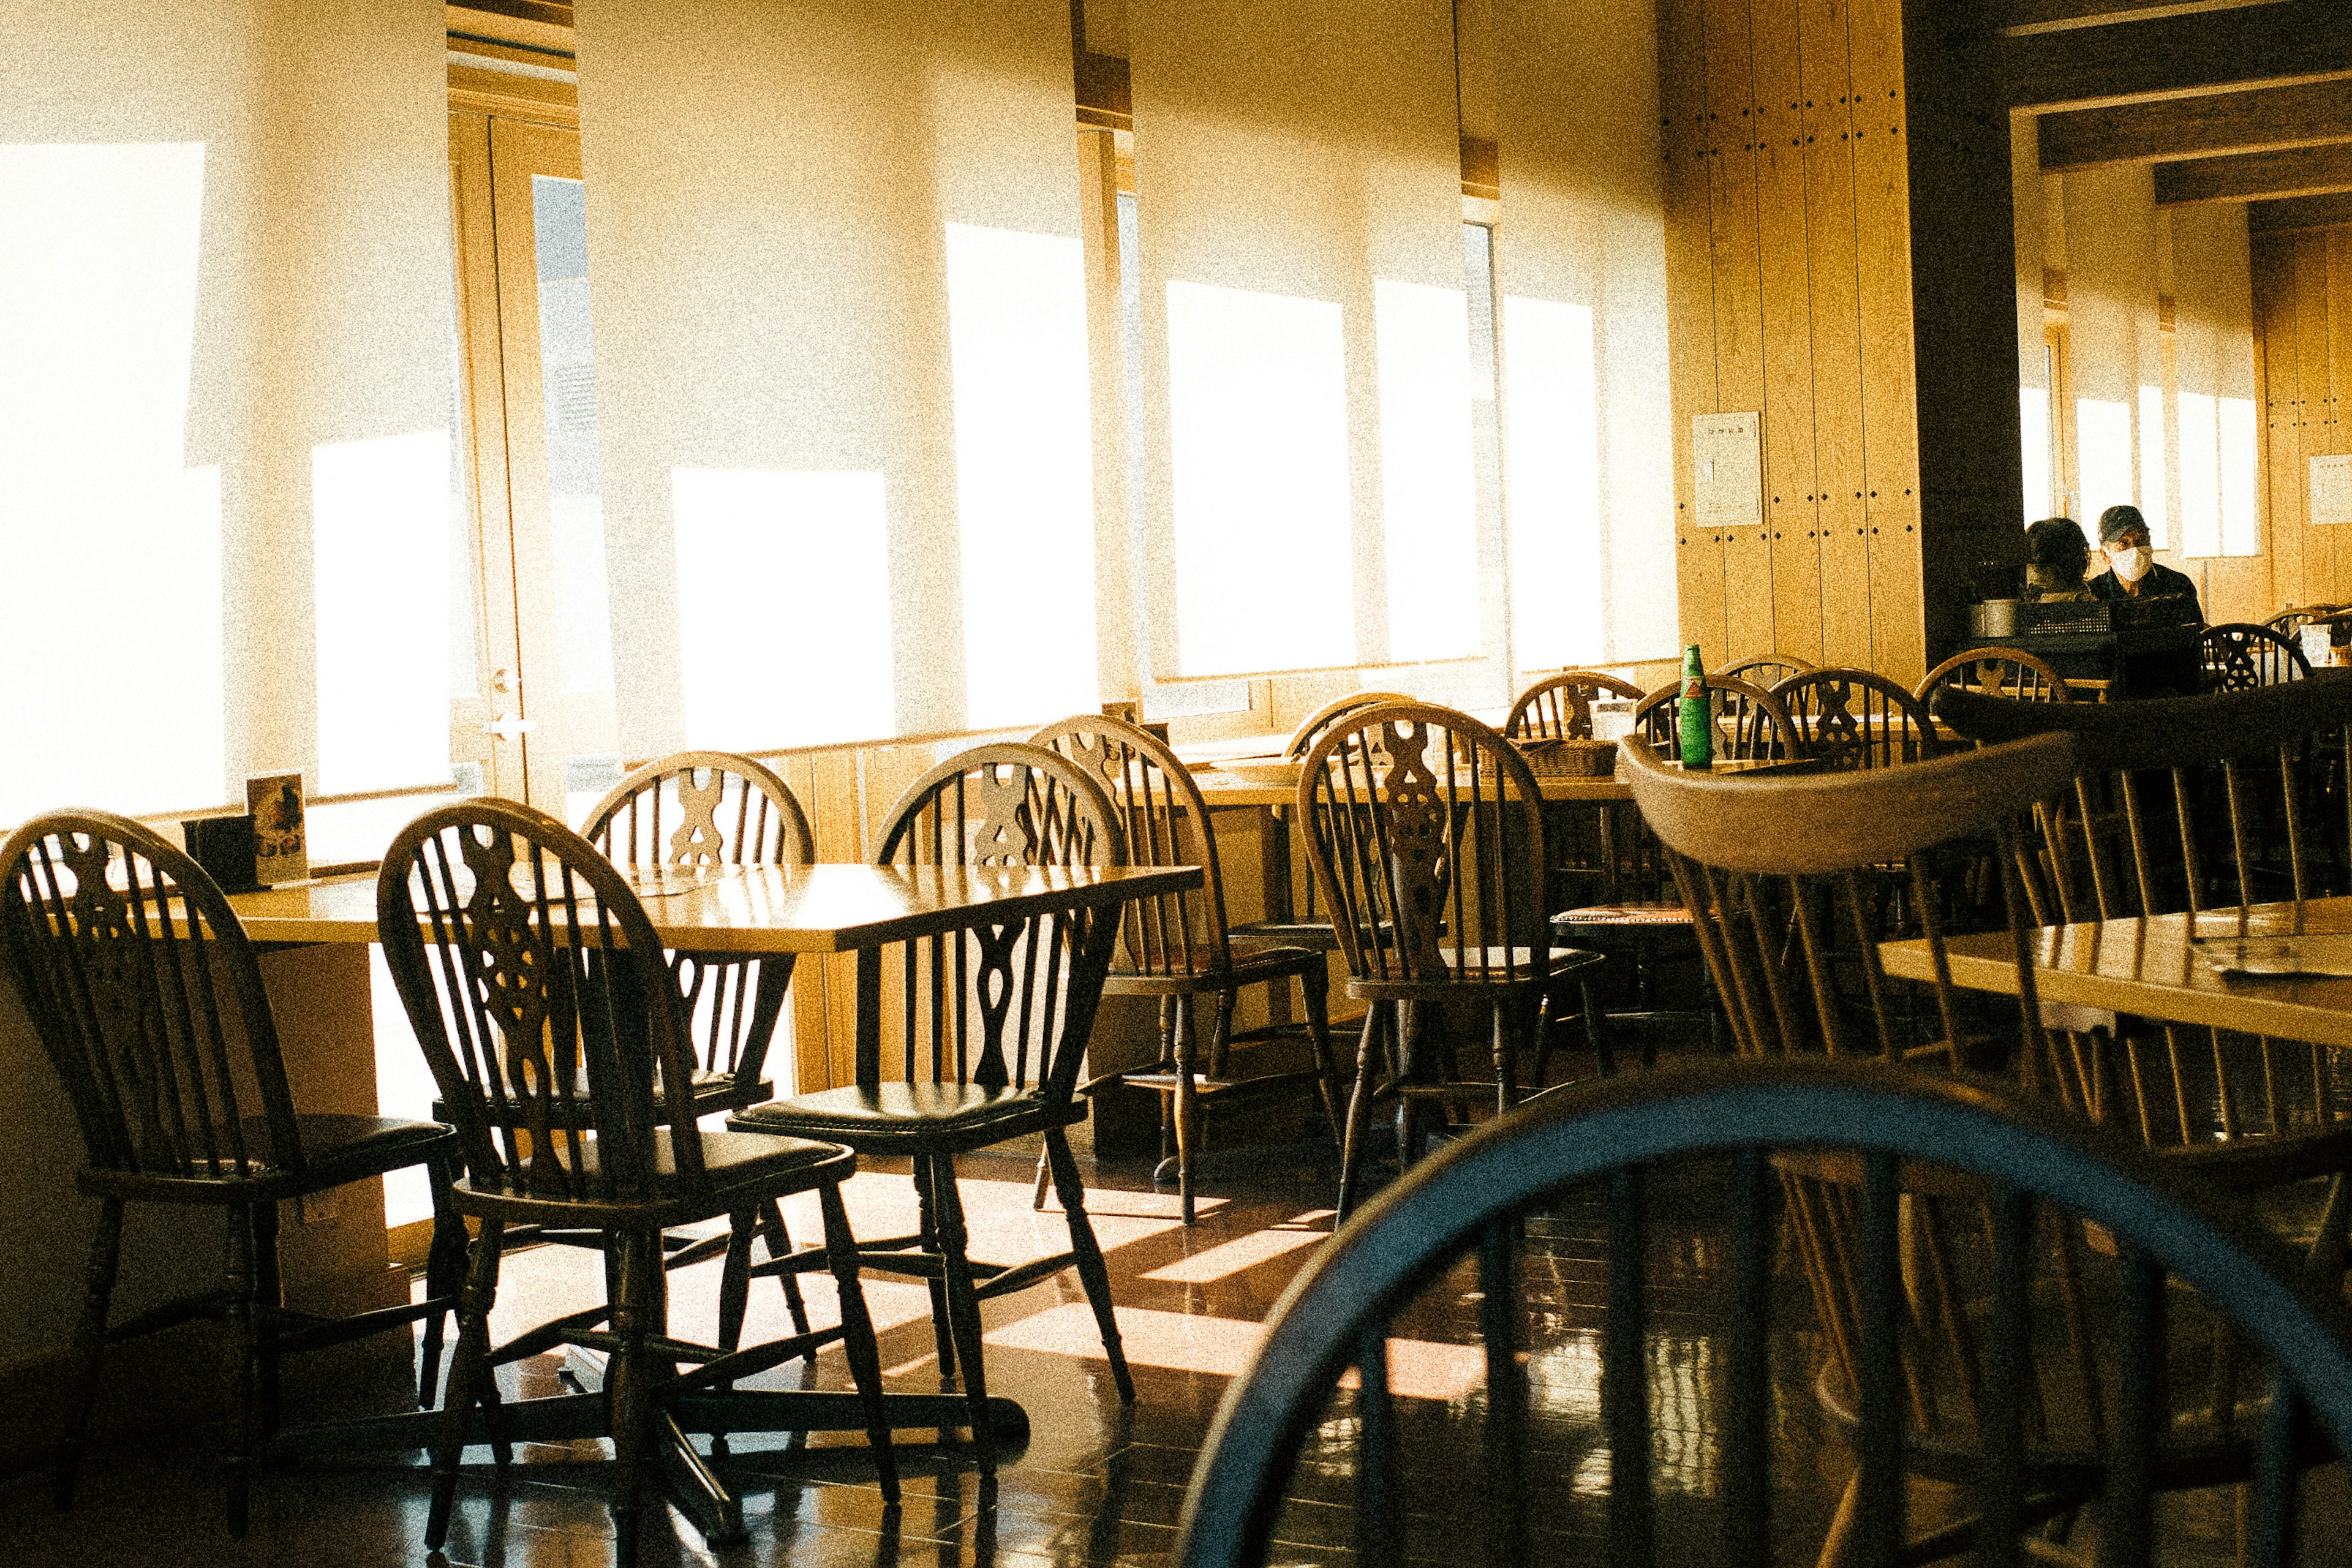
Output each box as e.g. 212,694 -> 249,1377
1170,995 -> 1202,1226
1490,998 -> 1521,1115
606,1231 -> 657,1564
925,1160 -> 997,1475
1393,1001 -> 1427,1166
1336,1005 -> 1387,1221
417,1156 -> 466,1407
223,1204 -> 257,1539
754,1199 -> 816,1359
252,1197 -> 284,1447
1044,1125 -> 1136,1404
1300,965 -> 1341,1142
914,1158 -> 956,1382
426,1218 -> 505,1553
818,1179 -> 899,1505
1583,979 -> 1616,1077
1031,1145 -> 1054,1211
56,1197 -> 123,1511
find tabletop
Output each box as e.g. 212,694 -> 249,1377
1879,896 -> 2352,1049
1188,754 -> 1805,809
228,862 -> 1204,955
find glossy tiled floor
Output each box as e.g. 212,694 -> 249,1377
3,1120 -> 2347,1566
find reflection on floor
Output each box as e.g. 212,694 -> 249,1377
1,1133 -> 2345,1566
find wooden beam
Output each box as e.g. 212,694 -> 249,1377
2008,0 -> 2282,29
2038,78 -> 2352,170
2003,2 -> 2352,111
2155,141 -> 2352,203
2249,190 -> 2352,230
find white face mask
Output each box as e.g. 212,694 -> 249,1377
2109,546 -> 2152,584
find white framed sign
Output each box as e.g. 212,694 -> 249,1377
2313,454 -> 2352,527
1694,412 -> 1763,529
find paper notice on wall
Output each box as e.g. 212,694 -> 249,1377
1694,412 -> 1762,529
2313,454 -> 2352,527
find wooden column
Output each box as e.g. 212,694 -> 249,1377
1662,0 -> 2024,684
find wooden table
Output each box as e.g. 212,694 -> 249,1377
1186,753 -> 1802,809
1879,897 -> 2352,1049
262,859 -> 1202,1542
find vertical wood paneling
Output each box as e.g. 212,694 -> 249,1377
2255,238 -> 2304,605
1752,0 -> 1823,665
1664,0 -> 1728,662
1803,0 -> 1871,668
1705,0 -> 1774,663
1848,0 -> 1922,684
2297,235 -> 2335,598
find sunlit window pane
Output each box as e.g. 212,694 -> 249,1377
0,141 -> 222,823
2177,391 -> 2220,558
2220,396 -> 2258,557
1375,279 -> 1480,663
315,431 -> 453,794
533,175 -> 615,696
1504,295 -> 1602,671
944,222 -> 1097,729
1166,279 -> 1352,676
2019,387 -> 2051,522
2136,383 -> 2168,549
672,468 -> 893,748
2075,398 -> 2133,536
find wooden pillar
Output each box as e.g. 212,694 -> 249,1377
1663,0 -> 2023,684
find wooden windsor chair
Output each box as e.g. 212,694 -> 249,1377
1529,677 -> 1812,1072
1915,646 -> 2073,709
1715,650 -> 1817,688
1032,715 -> 1340,1226
473,753 -> 829,1357
2201,622 -> 2312,693
1175,1057 -> 2352,1568
1499,669 -> 1644,741
1933,679 -> 2352,1205
1769,665 -> 1942,771
1224,690 -> 1415,954
0,810 -> 467,1537
726,743 -> 1138,1472
2265,605 -> 2340,638
1298,703 -> 1604,1216
1627,673 -> 1803,763
1623,734 -> 2352,1566
377,799 -> 897,1560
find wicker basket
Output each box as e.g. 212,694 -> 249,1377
1512,737 -> 1617,777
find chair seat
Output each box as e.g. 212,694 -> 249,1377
455,1128 -> 847,1228
433,1067 -> 767,1128
1553,904 -> 1695,928
1104,944 -> 1322,994
728,1082 -> 1083,1152
1346,945 -> 1602,1001
78,1114 -> 455,1204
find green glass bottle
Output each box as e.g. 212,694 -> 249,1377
1678,644 -> 1713,769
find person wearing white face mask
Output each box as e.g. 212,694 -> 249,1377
2088,504 -> 2202,620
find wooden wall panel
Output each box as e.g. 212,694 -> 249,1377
2255,238 -> 2304,606
1752,0 -> 1823,665
1663,0 -> 2014,687
1848,0 -> 1922,684
1705,0 -> 1774,665
2297,235 -> 2335,599
1664,0 -> 1728,662
1802,0 -> 1871,669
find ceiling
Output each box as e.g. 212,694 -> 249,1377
2007,0 -> 2352,232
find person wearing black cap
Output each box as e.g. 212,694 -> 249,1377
2087,504 -> 2202,621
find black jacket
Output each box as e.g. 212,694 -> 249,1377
2088,560 -> 2202,622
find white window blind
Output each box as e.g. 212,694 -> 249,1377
2170,205 -> 2261,560
573,0 -> 1098,757
1128,0 -> 1476,681
0,1 -> 458,827
1492,0 -> 1676,671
